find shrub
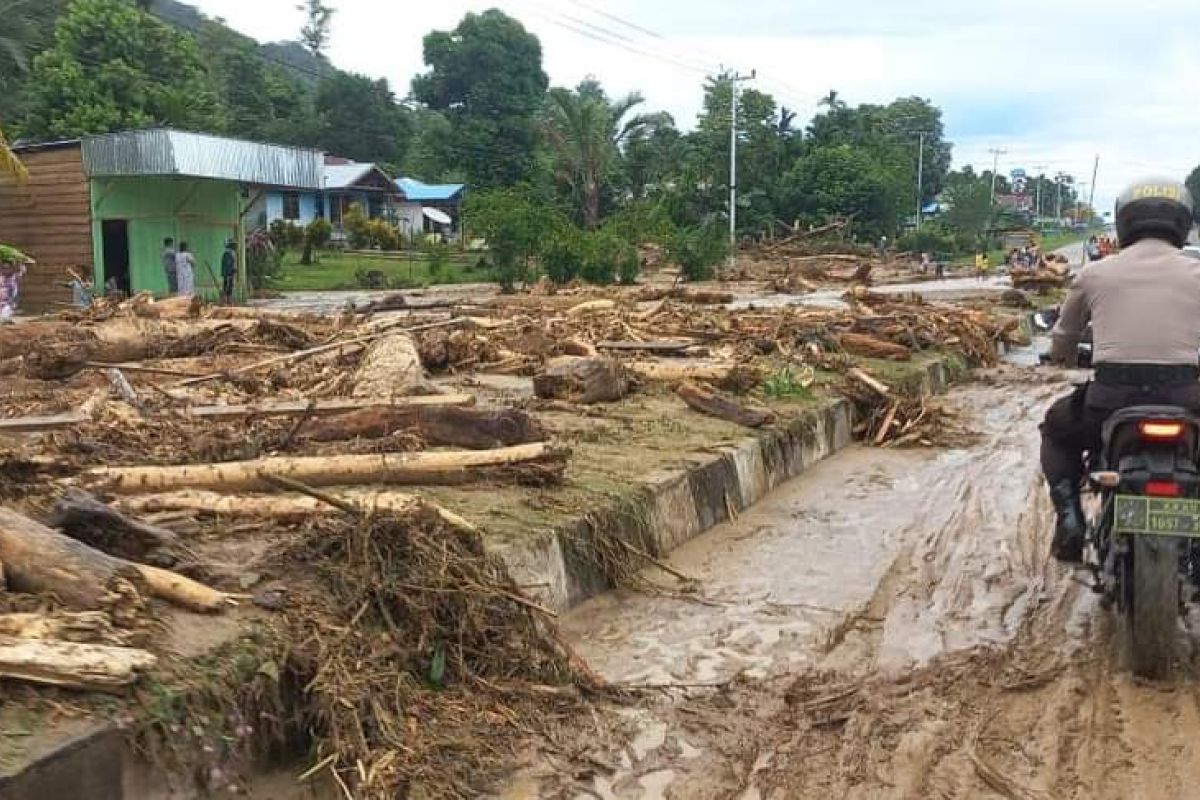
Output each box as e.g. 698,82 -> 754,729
246,227 -> 279,290
365,219 -> 400,251
300,218 -> 333,265
668,223 -> 728,282
542,231 -> 584,285
423,241 -> 450,280
344,203 -> 370,249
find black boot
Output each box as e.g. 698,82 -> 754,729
1049,479 -> 1085,563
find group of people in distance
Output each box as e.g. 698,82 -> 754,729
1086,235 -> 1117,262
161,237 -> 238,304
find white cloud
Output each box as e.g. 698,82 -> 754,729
189,0 -> 1200,209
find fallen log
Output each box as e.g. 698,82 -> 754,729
633,288 -> 734,305
676,381 -> 775,428
0,411 -> 88,434
304,406 -> 546,450
50,489 -> 188,566
533,357 -> 629,404
174,317 -> 464,388
0,507 -> 227,614
566,299 -> 616,317
597,340 -> 692,355
629,362 -> 734,384
185,394 -> 476,421
0,635 -> 156,691
114,490 -> 478,532
0,507 -> 143,612
353,332 -> 432,397
85,443 -> 567,493
838,332 -> 911,361
132,294 -> 199,319
0,611 -> 132,645
847,367 -> 891,396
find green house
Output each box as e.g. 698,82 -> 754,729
82,129 -> 323,300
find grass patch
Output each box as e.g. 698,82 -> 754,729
273,250 -> 493,292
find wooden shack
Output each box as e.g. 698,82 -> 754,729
0,141 -> 92,312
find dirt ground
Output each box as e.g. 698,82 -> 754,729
508,367 -> 1200,800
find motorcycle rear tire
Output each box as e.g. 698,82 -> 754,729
1125,536 -> 1180,680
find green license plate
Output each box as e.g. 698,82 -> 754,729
1114,495 -> 1200,537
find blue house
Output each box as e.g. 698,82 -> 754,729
259,158 -> 399,229
395,177 -> 466,239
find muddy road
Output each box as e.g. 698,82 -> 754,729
519,368 -> 1200,799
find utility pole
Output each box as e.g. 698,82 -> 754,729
1087,154 -> 1100,227
1032,164 -> 1047,224
914,131 -> 928,230
727,68 -> 755,268
988,148 -> 1007,205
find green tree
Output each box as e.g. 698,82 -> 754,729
199,21 -> 315,145
624,113 -> 684,200
0,0 -> 67,127
777,144 -> 897,237
314,71 -> 409,167
297,0 -> 334,59
464,186 -> 566,291
939,167 -> 994,243
22,0 -> 221,139
412,10 -> 549,188
0,125 -> 27,183
543,80 -> 654,228
402,109 -> 459,181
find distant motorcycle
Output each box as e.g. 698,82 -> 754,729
1034,307 -> 1199,678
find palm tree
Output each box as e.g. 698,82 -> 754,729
545,88 -> 653,229
0,126 -> 26,184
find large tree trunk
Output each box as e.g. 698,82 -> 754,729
0,636 -> 156,691
86,443 -> 566,494
676,381 -> 776,428
0,507 -> 227,614
0,507 -> 142,612
353,333 -> 431,397
533,357 -> 629,404
837,332 -> 911,361
303,406 -> 545,449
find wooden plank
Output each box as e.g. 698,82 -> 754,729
0,413 -> 88,433
185,394 -> 477,420
596,340 -> 692,354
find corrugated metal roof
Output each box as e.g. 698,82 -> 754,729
397,177 -> 465,202
82,129 -> 323,189
324,163 -> 397,191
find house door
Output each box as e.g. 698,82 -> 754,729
101,220 -> 131,296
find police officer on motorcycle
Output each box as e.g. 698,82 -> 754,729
1042,178 -> 1200,563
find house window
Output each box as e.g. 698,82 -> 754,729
282,193 -> 301,220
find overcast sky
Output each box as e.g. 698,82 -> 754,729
190,0 -> 1200,210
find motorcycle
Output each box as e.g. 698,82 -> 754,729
1033,308 -> 1199,678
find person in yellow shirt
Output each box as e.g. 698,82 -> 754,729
974,252 -> 991,280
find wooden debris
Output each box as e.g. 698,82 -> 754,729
838,332 -> 912,361
565,299 -> 616,317
114,490 -> 478,532
676,381 -> 775,428
85,443 -> 567,494
104,368 -> 145,412
629,362 -> 735,385
633,287 -> 734,305
185,394 -> 475,421
304,406 -> 546,450
50,489 -> 188,565
0,635 -> 157,691
533,357 -> 629,404
353,332 -> 432,397
0,411 -> 87,434
0,506 -> 143,612
0,611 -> 132,645
596,340 -> 692,355
0,507 -> 227,614
847,368 -> 891,396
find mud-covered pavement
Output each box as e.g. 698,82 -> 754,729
518,367 -> 1200,799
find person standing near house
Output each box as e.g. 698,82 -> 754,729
175,242 -> 196,296
162,237 -> 177,294
220,239 -> 238,305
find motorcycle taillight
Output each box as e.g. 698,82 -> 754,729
1139,420 -> 1187,441
1145,480 -> 1182,497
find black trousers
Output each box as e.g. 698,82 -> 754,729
1040,381 -> 1200,485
